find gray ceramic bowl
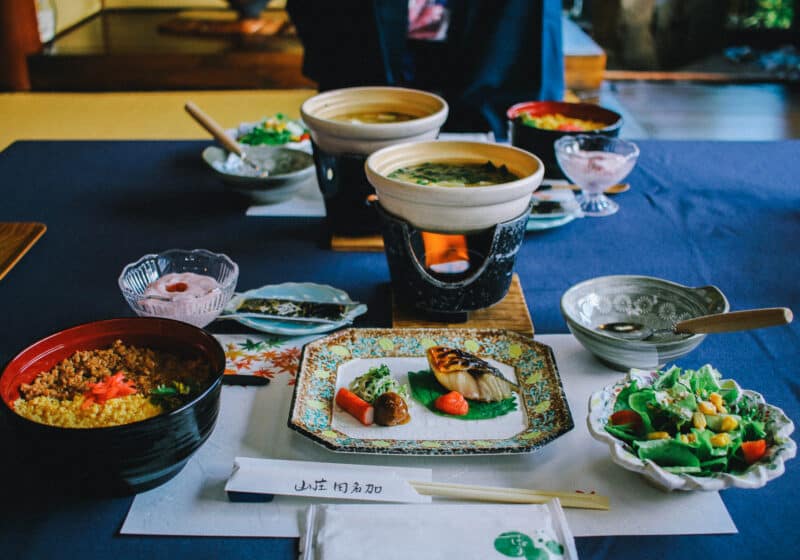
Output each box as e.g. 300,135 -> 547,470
202,145 -> 315,204
560,275 -> 729,371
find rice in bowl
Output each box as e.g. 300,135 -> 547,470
13,339 -> 211,429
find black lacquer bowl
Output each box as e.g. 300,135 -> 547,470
0,318 -> 226,495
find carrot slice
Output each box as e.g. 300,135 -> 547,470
81,371 -> 137,409
335,387 -> 374,426
741,439 -> 767,464
434,391 -> 469,416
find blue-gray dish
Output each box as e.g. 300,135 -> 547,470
202,145 -> 315,204
223,282 -> 367,336
0,318 -> 225,496
560,275 -> 729,371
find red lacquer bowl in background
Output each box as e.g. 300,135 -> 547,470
506,101 -> 623,179
0,317 -> 225,495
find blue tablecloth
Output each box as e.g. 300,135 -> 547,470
1,140 -> 798,559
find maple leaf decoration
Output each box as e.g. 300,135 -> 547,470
271,347 -> 301,375
235,357 -> 255,371
238,339 -> 265,352
258,349 -> 279,362
253,367 -> 276,379
225,343 -> 247,363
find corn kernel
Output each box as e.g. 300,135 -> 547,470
710,433 -> 731,447
679,434 -> 689,443
709,392 -> 724,408
647,431 -> 670,440
686,433 -> 697,443
698,401 -> 717,415
692,411 -> 707,430
720,416 -> 738,432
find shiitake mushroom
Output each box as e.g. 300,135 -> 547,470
373,391 -> 410,426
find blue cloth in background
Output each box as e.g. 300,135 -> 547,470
0,139 -> 799,559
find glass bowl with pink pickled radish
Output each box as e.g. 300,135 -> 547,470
554,135 -> 639,217
119,249 -> 239,328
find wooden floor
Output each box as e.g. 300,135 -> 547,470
602,81 -> 800,140
28,10 -> 314,90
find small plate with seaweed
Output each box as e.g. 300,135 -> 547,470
222,283 -> 367,336
289,328 -> 574,455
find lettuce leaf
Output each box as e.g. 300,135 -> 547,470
635,439 -> 701,467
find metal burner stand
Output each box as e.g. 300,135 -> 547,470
376,202 -> 532,322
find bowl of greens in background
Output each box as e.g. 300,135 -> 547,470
230,113 -> 311,150
588,365 -> 796,491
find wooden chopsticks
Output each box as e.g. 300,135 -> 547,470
409,481 -> 609,510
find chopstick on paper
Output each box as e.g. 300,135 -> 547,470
409,481 -> 609,511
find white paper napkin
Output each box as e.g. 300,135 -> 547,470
245,179 -> 326,217
300,502 -> 578,560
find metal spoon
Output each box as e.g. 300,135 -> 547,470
184,101 -> 268,177
597,307 -> 793,341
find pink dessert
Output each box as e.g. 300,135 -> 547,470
557,151 -> 635,193
144,272 -> 221,301
142,272 -> 223,327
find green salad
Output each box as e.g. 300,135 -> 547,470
349,364 -> 409,403
607,365 -> 771,476
237,114 -> 309,146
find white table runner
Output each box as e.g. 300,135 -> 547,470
121,334 -> 736,538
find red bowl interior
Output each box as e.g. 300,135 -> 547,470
506,101 -> 622,129
1,317 -> 225,407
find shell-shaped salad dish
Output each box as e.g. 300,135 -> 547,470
588,366 -> 796,491
289,328 -> 573,455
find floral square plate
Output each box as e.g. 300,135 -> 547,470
288,328 -> 574,455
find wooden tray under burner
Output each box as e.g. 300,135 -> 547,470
330,233 -> 384,252
392,274 -> 534,336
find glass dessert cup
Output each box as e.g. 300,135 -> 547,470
554,135 -> 639,217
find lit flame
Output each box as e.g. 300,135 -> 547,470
421,232 -> 469,274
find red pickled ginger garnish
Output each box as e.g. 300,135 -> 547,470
81,371 -> 138,409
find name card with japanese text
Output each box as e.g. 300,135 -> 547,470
225,457 -> 432,503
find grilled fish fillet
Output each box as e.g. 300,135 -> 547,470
426,346 -> 518,402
